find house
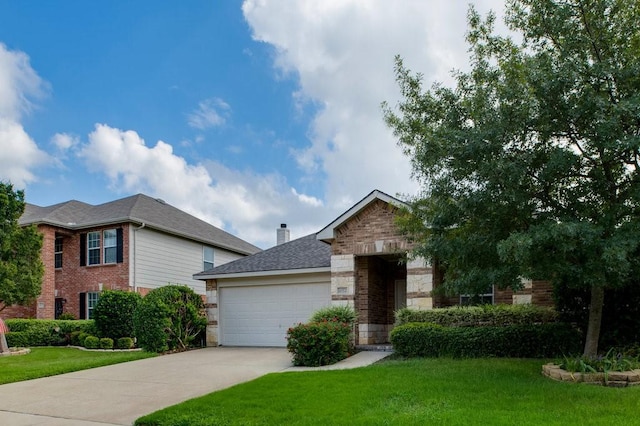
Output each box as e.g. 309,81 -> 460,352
6,194 -> 260,320
195,190 -> 553,347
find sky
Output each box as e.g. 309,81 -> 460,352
0,0 -> 507,249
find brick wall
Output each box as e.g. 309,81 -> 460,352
495,280 -> 554,307
3,223 -> 132,320
332,200 -> 414,255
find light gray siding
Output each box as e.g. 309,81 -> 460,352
130,227 -> 247,295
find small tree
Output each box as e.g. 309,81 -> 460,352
93,290 -> 141,339
0,182 -> 44,312
133,285 -> 206,353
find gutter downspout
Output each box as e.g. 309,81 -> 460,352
132,223 -> 146,293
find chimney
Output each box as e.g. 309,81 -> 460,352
277,224 -> 290,245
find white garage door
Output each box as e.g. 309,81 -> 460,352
219,283 -> 331,347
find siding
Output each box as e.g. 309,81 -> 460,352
131,228 -> 247,295
133,228 -> 207,294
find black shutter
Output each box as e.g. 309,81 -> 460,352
116,228 -> 123,263
79,293 -> 86,319
80,234 -> 86,266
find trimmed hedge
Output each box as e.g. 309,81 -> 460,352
4,319 -> 96,347
93,290 -> 142,340
395,304 -> 558,327
287,321 -> 352,366
390,322 -> 582,358
117,337 -> 134,349
84,336 -> 100,349
99,337 -> 114,349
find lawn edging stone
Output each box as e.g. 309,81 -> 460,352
543,363 -> 640,387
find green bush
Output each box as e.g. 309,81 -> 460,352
4,319 -> 96,346
310,305 -> 357,326
93,290 -> 142,340
390,322 -> 581,358
133,285 -> 207,353
77,332 -> 89,347
5,331 -> 29,347
395,304 -> 558,327
99,337 -> 114,349
84,335 -> 100,349
57,312 -> 76,320
286,321 -> 352,366
117,337 -> 134,349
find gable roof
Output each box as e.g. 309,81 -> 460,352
316,189 -> 407,242
194,233 -> 330,279
20,194 -> 261,256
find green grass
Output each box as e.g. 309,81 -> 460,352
136,358 -> 640,426
0,347 -> 156,384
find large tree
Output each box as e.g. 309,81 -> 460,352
384,0 -> 640,356
0,182 -> 44,312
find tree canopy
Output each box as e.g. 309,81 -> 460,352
0,182 -> 44,312
384,0 -> 640,356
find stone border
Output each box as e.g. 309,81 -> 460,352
0,347 -> 31,356
543,363 -> 640,387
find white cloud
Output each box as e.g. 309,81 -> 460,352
242,0 -> 507,208
78,123 -> 337,247
51,133 -> 79,150
0,43 -> 49,188
187,98 -> 231,130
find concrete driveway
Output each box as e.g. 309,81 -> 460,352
0,347 -> 292,426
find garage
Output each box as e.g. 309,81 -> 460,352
218,282 -> 331,347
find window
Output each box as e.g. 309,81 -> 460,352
460,285 -> 494,306
87,292 -> 99,319
203,246 -> 214,270
103,229 -> 117,264
87,232 -> 101,265
54,237 -> 63,268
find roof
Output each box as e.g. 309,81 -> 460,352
194,233 -> 331,279
19,194 -> 261,256
316,189 -> 407,242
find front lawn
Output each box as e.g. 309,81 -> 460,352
0,347 -> 156,384
136,358 -> 640,425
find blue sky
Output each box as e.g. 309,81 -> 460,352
0,1 -> 505,248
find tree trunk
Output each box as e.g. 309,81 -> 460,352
583,284 -> 605,357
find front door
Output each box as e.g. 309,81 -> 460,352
394,279 -> 407,311
55,298 -> 64,319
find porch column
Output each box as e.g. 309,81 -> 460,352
205,279 -> 219,346
406,256 -> 433,309
330,254 -> 355,308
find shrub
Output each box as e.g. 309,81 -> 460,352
57,312 -> 76,320
395,304 -> 558,327
310,305 -> 357,326
117,337 -> 134,349
93,290 -> 142,339
4,319 -> 96,346
84,335 -> 100,349
5,331 -> 29,347
99,337 -> 114,349
77,332 -> 90,347
390,322 -> 581,358
133,285 -> 207,353
286,321 -> 352,366
559,349 -> 640,373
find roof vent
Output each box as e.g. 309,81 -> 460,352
277,224 -> 290,245
155,198 -> 166,204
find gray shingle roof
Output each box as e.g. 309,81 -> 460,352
20,194 -> 261,256
194,233 -> 330,278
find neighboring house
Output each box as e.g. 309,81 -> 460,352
195,190 -> 553,347
6,194 -> 260,320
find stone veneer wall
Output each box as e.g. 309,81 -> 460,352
205,279 -> 218,346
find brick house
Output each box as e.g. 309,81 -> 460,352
5,194 -> 260,320
195,190 -> 552,347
